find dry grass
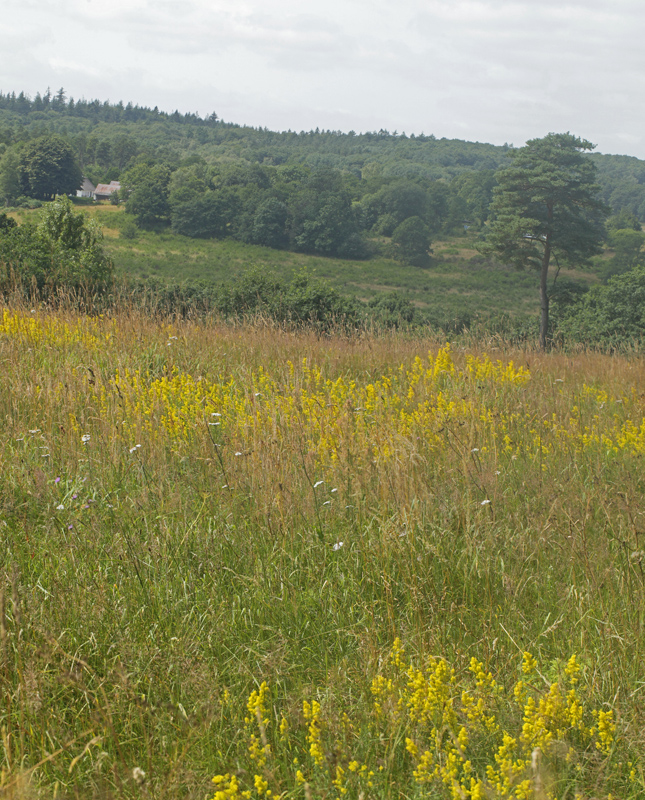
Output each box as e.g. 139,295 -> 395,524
1,303 -> 644,798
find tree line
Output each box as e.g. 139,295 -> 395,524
0,131 -> 498,264
3,88 -> 645,221
120,157 -> 496,263
0,89 -> 219,127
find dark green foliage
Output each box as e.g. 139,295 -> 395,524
442,195 -> 470,235
168,164 -> 209,208
606,208 -> 642,232
484,134 -> 606,272
591,153 -> 645,220
0,221 -> 51,288
0,212 -> 17,232
548,277 -> 590,321
555,266 -> 645,345
450,169 -> 497,227
367,181 -> 429,235
18,135 -> 82,200
0,148 -> 21,203
171,191 -> 238,238
215,268 -> 362,330
248,198 -> 289,248
290,175 -> 366,258
391,216 -> 432,267
0,196 -> 113,292
482,132 -> 607,348
120,217 -> 139,240
603,228 -> 645,280
368,292 -> 416,328
121,163 -> 172,228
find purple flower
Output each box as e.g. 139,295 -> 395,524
54,477 -> 61,484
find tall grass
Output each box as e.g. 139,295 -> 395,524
1,304 -> 644,799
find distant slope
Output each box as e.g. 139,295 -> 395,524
80,205 -> 598,330
2,90 -> 645,216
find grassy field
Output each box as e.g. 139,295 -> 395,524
1,303 -> 644,799
17,204 -> 596,327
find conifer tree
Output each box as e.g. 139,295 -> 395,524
483,133 -> 607,348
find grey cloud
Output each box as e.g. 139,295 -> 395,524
3,0 -> 645,157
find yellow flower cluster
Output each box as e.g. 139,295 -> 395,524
302,700 -> 324,767
210,641 -> 624,800
0,309 -> 114,350
211,774 -> 251,800
465,353 -> 531,385
378,640 -> 615,799
86,342 -> 645,476
245,682 -> 271,768
101,345 -> 529,465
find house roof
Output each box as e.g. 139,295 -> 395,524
94,182 -> 121,195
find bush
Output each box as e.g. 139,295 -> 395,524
555,265 -> 645,346
215,268 -> 362,331
0,195 -> 114,294
120,218 -> 139,240
368,292 -> 417,328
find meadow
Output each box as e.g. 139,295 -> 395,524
6,204 -> 601,329
1,304 -> 645,800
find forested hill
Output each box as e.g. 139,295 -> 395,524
2,89 -> 645,219
0,89 -> 510,181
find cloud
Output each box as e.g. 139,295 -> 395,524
3,0 -> 645,157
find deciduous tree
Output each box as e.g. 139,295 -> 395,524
121,163 -> 172,229
19,135 -> 82,200
0,196 -> 113,291
391,216 -> 432,267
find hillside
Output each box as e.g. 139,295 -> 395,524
3,90 -> 645,220
3,91 -> 644,346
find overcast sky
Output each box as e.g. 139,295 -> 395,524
4,0 -> 645,158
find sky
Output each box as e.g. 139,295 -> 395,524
3,0 -> 645,159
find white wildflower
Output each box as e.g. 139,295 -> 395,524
132,767 -> 146,785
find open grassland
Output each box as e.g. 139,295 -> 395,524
1,306 -> 645,799
93,207 -> 599,325
10,205 -> 599,326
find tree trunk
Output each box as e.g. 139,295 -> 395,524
539,236 -> 551,350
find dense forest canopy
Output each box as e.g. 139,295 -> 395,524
0,88 -> 520,185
